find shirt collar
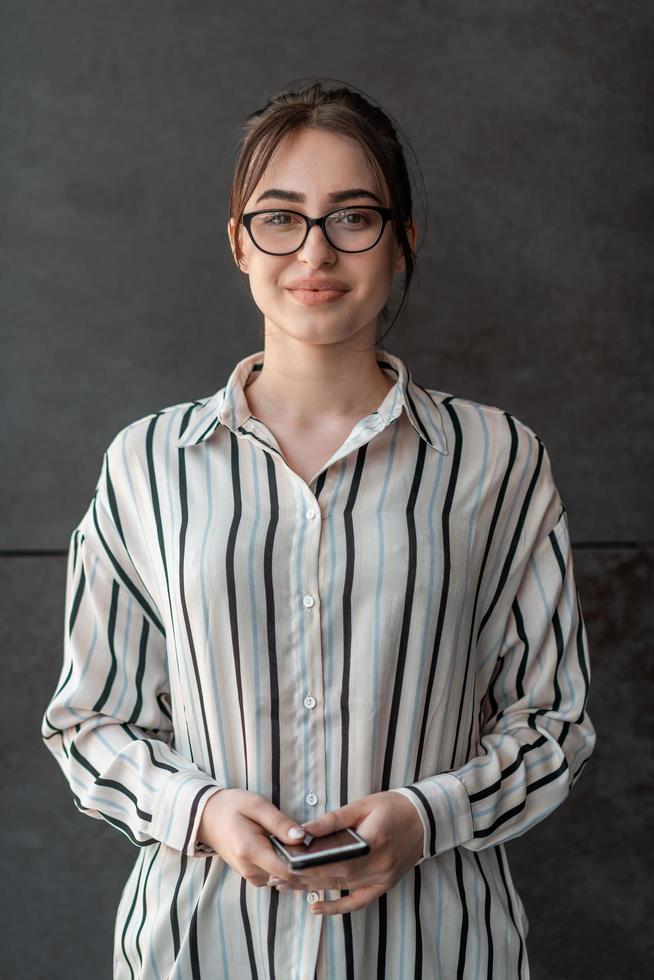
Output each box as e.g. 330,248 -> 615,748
176,348 -> 448,454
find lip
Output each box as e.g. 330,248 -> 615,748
285,278 -> 351,291
286,288 -> 347,305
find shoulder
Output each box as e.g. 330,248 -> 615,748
101,390 -> 224,469
425,385 -> 565,544
421,383 -> 546,459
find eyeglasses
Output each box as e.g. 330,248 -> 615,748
240,206 -> 394,255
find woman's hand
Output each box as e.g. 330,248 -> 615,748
197,788 -> 308,886
270,790 -> 425,916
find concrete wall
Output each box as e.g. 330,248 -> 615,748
3,2 -> 652,976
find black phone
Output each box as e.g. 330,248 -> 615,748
268,827 -> 370,869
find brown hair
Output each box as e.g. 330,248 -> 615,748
228,77 -> 426,345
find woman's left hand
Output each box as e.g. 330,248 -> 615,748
269,791 -> 425,916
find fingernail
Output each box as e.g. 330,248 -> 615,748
268,877 -> 282,886
288,826 -> 305,839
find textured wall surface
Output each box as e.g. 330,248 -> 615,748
2,1 -> 652,977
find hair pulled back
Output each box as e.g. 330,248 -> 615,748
228,77 -> 425,344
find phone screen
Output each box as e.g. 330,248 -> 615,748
268,827 -> 369,869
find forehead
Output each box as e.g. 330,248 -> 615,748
248,127 -> 384,202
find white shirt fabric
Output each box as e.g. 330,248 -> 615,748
41,348 -> 596,979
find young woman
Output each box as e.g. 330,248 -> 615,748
41,80 -> 596,979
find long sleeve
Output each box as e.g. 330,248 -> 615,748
40,435 -> 224,856
391,442 -> 597,865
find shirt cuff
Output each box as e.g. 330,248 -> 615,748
389,773 -> 474,864
150,771 -> 224,856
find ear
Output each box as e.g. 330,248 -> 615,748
394,219 -> 417,273
228,218 -> 248,273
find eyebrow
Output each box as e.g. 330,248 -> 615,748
254,187 -> 383,206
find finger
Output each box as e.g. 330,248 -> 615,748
288,869 -> 364,892
247,834 -> 297,881
248,797 -> 307,848
300,801 -> 362,838
310,884 -> 381,916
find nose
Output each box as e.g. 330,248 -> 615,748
298,221 -> 335,261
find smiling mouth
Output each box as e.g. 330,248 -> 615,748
286,287 -> 348,304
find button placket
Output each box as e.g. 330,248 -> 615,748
300,497 -> 326,880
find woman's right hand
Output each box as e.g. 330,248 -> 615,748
197,788 -> 306,886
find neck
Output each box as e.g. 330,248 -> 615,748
243,331 -> 395,426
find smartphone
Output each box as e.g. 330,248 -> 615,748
268,827 -> 370,869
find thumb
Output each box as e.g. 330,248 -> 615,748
266,806 -> 308,843
300,802 -> 360,837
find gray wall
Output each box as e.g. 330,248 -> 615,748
3,2 -> 652,977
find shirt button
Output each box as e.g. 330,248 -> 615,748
303,594 -> 315,608
304,694 -> 316,709
307,891 -> 321,903
306,792 -> 318,806
305,508 -> 316,520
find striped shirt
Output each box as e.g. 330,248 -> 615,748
41,347 -> 596,980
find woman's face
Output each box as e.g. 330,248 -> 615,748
228,127 -> 416,348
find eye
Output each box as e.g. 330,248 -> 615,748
263,211 -> 299,226
332,209 -> 372,226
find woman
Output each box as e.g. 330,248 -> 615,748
41,80 -> 596,979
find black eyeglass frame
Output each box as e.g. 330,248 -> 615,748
240,205 -> 395,255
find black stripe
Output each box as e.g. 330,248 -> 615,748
409,396 -> 461,816
340,444 -> 368,980
134,844 -> 161,971
472,756 -> 569,838
473,851 -> 494,978
157,690 -> 173,722
237,424 -> 284,459
468,736 -> 547,804
181,783 -> 221,854
91,476 -> 166,636
513,597 -> 529,701
494,845 -> 525,978
437,399 -> 468,772
119,848 -> 144,980
189,857 -> 213,979
72,794 -> 156,846
147,410 -> 195,774
119,725 -> 178,772
461,414 -> 521,758
263,448 -> 281,805
381,437 -> 427,790
225,432 -> 260,979
403,784 -> 436,857
196,415 -> 221,443
379,434 -> 430,980
263,449 -> 282,980
105,455 -> 127,548
170,852 -> 187,958
454,848 -> 469,979
128,617 -> 149,724
477,423 -> 544,640
412,868 -> 423,980
226,432 -> 248,792
68,563 -> 86,636
575,590 -> 591,714
93,578 -> 120,712
178,432 -> 217,778
404,369 -> 435,445
69,741 -> 154,822
243,876 -> 260,980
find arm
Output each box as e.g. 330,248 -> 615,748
391,442 -> 597,865
40,433 -> 224,856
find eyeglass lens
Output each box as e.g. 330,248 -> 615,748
249,208 -> 383,254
